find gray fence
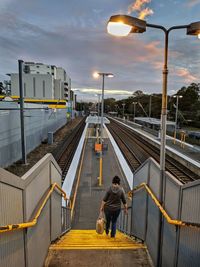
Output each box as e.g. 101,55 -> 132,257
118,157 -> 200,267
0,153 -> 71,267
0,101 -> 67,167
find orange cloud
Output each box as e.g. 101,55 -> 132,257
139,7 -> 154,19
175,68 -> 198,82
128,0 -> 151,13
186,0 -> 200,7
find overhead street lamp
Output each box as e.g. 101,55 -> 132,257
93,72 -> 114,186
107,14 -> 200,188
173,95 -> 183,144
107,14 -> 200,266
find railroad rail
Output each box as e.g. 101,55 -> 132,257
107,118 -> 200,184
52,117 -> 86,180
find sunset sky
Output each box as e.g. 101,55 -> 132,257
0,0 -> 200,101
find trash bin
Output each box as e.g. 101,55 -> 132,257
48,132 -> 54,145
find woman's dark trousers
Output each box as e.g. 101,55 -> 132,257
104,209 -> 121,237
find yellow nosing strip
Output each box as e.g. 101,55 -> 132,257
50,230 -> 145,250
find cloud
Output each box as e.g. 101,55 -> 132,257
128,0 -> 151,13
174,68 -> 198,83
128,0 -> 154,19
186,0 -> 200,7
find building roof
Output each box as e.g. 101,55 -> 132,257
135,117 -> 175,126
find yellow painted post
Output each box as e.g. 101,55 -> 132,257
99,154 -> 103,186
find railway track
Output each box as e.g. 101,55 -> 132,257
52,117 -> 86,180
107,118 -> 200,184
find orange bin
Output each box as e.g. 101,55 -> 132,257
95,143 -> 102,152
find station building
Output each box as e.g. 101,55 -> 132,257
10,62 -> 72,104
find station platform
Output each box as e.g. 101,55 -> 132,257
115,117 -> 200,160
45,130 -> 151,266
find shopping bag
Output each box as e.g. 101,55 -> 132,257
96,211 -> 105,234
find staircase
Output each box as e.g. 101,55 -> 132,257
45,230 -> 151,267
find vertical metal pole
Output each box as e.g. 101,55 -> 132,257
158,30 -> 169,267
100,75 -> 105,145
174,96 -> 179,144
149,95 -> 152,117
98,94 -> 100,124
99,74 -> 105,186
18,60 -> 27,164
134,103 -> 136,121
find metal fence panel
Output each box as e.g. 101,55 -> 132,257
133,160 -> 149,187
177,181 -> 200,267
149,159 -> 161,200
0,181 -> 25,267
26,203 -> 51,267
50,162 -> 62,241
131,188 -> 147,240
146,197 -> 160,266
0,102 -> 67,168
161,173 -> 182,267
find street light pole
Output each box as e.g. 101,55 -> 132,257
173,95 -> 183,144
149,95 -> 152,118
132,102 -> 137,121
100,75 -> 105,145
122,103 -> 125,119
93,72 -> 114,186
18,60 -> 27,165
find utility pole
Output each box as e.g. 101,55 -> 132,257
18,60 -> 27,164
149,95 -> 152,117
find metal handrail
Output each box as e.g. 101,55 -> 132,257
129,183 -> 200,229
0,183 -> 69,233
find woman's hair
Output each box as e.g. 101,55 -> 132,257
112,176 -> 120,185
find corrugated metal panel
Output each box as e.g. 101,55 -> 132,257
161,174 -> 182,267
0,183 -> 25,267
178,227 -> 200,267
24,161 -> 51,267
177,182 -> 200,267
131,188 -> 147,240
50,162 -> 62,241
26,203 -> 51,267
149,160 -> 161,200
146,197 -> 160,267
133,160 -> 149,187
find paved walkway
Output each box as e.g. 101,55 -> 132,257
72,136 -> 130,230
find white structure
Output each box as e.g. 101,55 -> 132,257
11,73 -> 54,99
10,62 -> 71,101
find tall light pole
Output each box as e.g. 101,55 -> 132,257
95,93 -> 101,124
149,95 -> 152,118
132,102 -> 137,121
18,60 -> 27,165
93,72 -> 114,186
122,103 -> 125,119
173,95 -> 183,144
107,15 -> 200,266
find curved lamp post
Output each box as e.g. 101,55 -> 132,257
107,14 -> 200,266
107,15 -> 200,175
93,72 -> 114,186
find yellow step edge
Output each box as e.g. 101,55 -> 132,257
50,230 -> 146,250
